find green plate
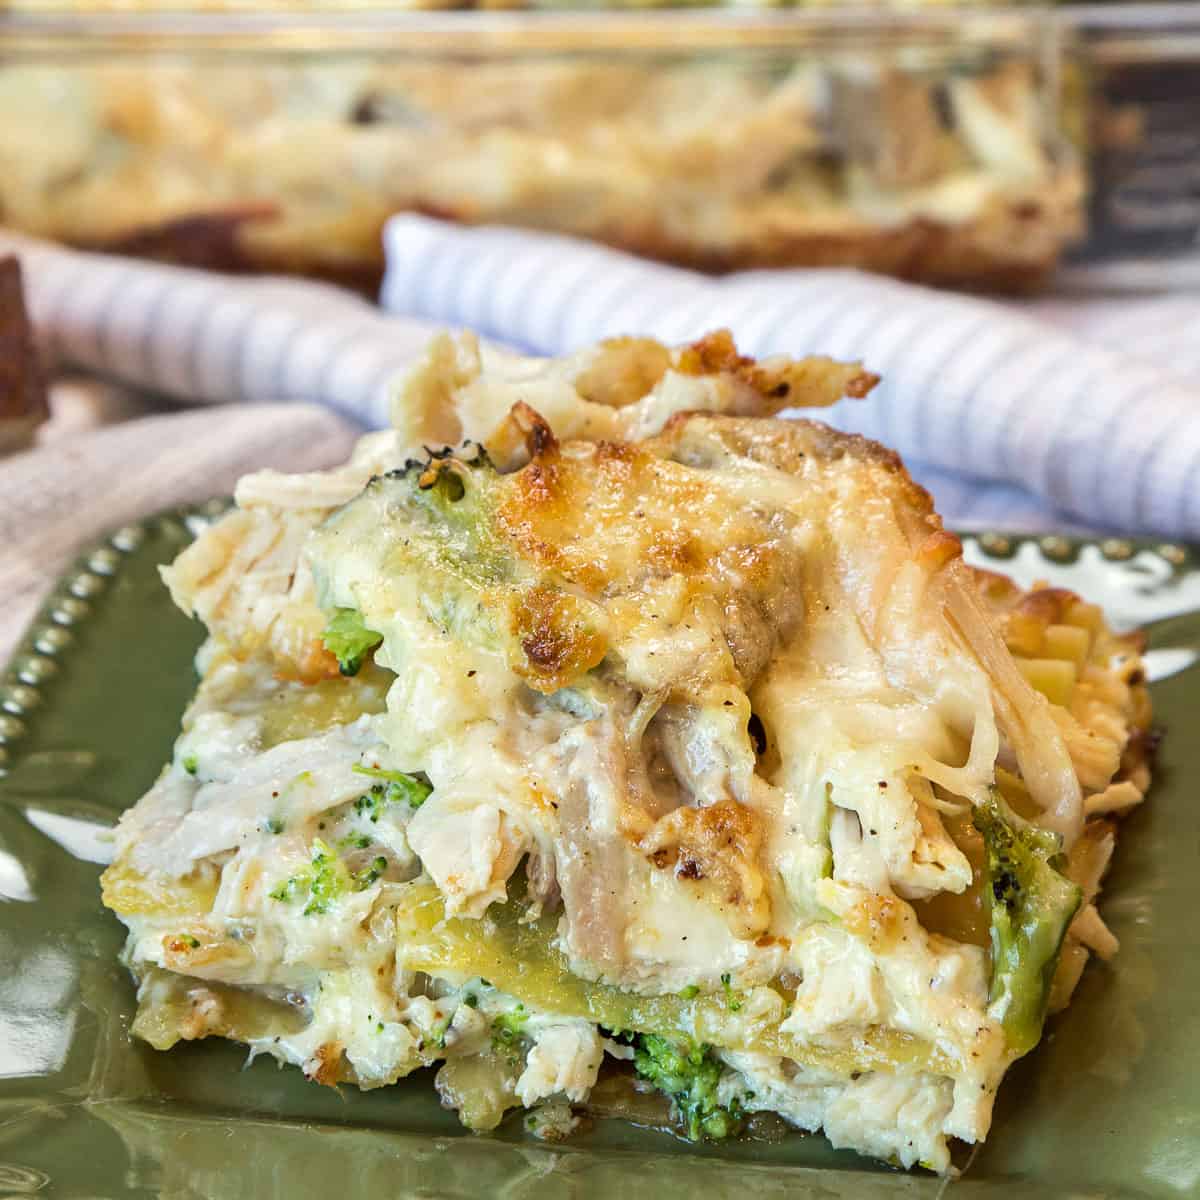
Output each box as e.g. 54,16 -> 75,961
2,512 -> 1198,1199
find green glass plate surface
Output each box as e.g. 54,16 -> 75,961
1,514 -> 1198,1199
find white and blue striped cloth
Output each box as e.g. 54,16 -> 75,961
0,230 -> 443,430
3,222 -> 1199,545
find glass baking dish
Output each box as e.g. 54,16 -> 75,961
0,7 -> 1076,290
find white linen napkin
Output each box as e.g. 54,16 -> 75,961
381,216 -> 1200,542
0,402 -> 360,662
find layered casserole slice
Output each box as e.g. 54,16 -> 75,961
101,332 -> 1151,1170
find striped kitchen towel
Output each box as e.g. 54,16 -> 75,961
3,224 -> 1199,543
381,216 -> 1200,541
0,230 -> 444,429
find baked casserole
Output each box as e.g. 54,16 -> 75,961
0,11 -> 1082,289
101,331 -> 1151,1169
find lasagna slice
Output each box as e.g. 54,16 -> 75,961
102,332 -> 1151,1171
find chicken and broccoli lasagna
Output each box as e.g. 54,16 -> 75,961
101,331 -> 1152,1170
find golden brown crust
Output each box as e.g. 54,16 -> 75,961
86,209 -> 385,297
676,329 -> 879,410
638,798 -> 769,939
79,198 -> 1067,295
478,404 -> 970,707
512,584 -> 607,694
652,410 -> 945,546
659,202 -> 1069,293
914,529 -> 963,572
304,1041 -> 348,1088
422,192 -> 1072,292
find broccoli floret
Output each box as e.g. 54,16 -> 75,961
633,1034 -> 742,1141
353,855 -> 389,890
268,840 -> 388,915
720,973 -> 743,1012
352,764 -> 433,814
322,607 -> 383,677
491,1004 -> 529,1054
267,875 -> 302,904
353,784 -> 387,822
299,839 -> 345,915
181,754 -> 198,776
974,792 -> 1083,1055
